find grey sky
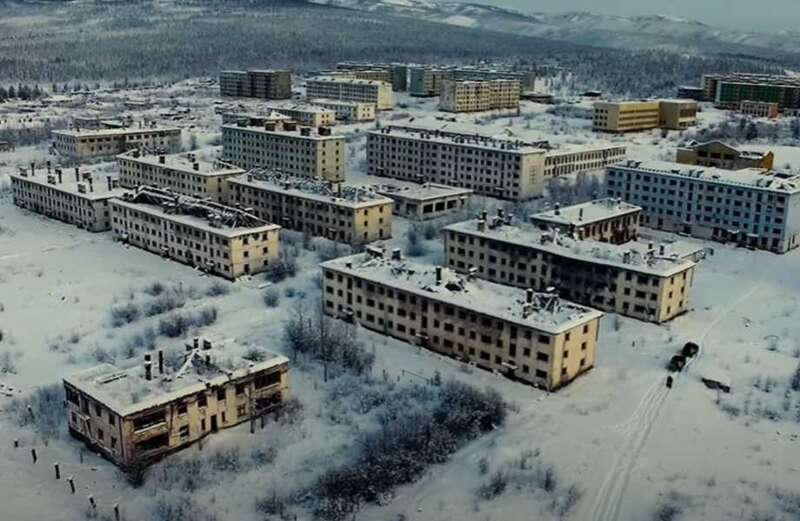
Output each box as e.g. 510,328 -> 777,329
464,0 -> 799,32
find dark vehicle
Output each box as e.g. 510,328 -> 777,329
682,342 -> 700,357
666,376 -> 673,388
668,355 -> 687,372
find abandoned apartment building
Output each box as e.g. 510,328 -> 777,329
63,338 -> 289,468
529,198 -> 642,244
51,125 -> 182,159
110,186 -> 281,279
321,250 -> 603,390
374,182 -> 473,221
221,119 -> 345,182
10,163 -> 125,232
443,207 -> 702,323
226,170 -> 393,245
117,149 -> 245,202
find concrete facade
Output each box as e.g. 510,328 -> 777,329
676,141 -> 774,171
110,186 -> 281,279
336,62 -> 408,91
438,79 -> 520,113
593,100 -> 697,132
64,339 -> 288,468
703,73 -> 800,110
117,150 -> 245,202
265,104 -> 337,127
221,120 -> 345,182
309,99 -> 376,122
226,171 -> 393,245
219,69 -> 292,99
305,77 -> 393,110
375,182 -> 473,221
543,144 -> 627,179
740,100 -> 780,119
321,252 -> 603,390
607,160 -> 800,253
529,199 -> 642,244
52,126 -> 182,159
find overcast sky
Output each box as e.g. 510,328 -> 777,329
466,0 -> 798,32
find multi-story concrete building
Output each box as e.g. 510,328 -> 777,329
222,120 -> 345,182
366,125 -> 549,200
330,69 -> 393,84
593,100 -> 697,132
220,111 -> 292,126
703,73 -> 800,110
52,126 -> 182,159
543,143 -> 627,179
677,86 -> 705,101
10,166 -> 124,232
409,66 -> 536,97
308,99 -> 376,122
305,77 -> 393,110
375,182 -> 473,221
226,170 -> 393,245
444,211 -> 700,323
321,251 -> 603,390
110,186 -> 281,279
336,62 -> 409,91
676,141 -> 774,170
529,198 -> 641,244
117,150 -> 245,202
64,338 -> 288,468
408,67 -> 450,97
219,69 -> 292,99
740,100 -> 780,119
438,79 -> 520,113
265,104 -> 336,127
607,160 -> 800,253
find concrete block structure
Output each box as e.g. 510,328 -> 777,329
309,99 -> 376,122
222,120 -> 345,182
321,251 -> 603,390
375,182 -> 473,221
607,160 -> 800,253
703,73 -> 800,110
64,338 -> 288,468
593,100 -> 697,132
265,104 -> 336,127
110,186 -> 281,279
220,111 -> 292,126
444,211 -> 701,323
52,126 -> 182,159
336,62 -> 409,91
366,125 -> 549,201
677,86 -> 705,101
740,100 -> 779,119
117,150 -> 245,202
543,143 -> 627,179
676,141 -> 774,171
409,66 -> 536,97
408,67 -> 450,97
438,79 -> 520,113
529,198 -> 641,244
219,69 -> 292,99
305,77 -> 393,110
10,166 -> 124,232
226,170 -> 393,245
330,69 -> 393,84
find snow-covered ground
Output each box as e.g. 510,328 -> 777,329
1,82 -> 800,521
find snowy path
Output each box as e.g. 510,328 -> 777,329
588,283 -> 762,521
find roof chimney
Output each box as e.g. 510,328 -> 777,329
159,155 -> 165,164
30,162 -> 35,176
56,169 -> 62,184
477,219 -> 486,231
554,202 -> 560,215
435,266 -> 443,286
144,353 -> 152,381
193,162 -> 199,171
75,167 -> 80,182
659,243 -> 665,256
526,288 -> 534,304
158,350 -> 164,375
578,208 -> 584,221
107,176 -> 112,191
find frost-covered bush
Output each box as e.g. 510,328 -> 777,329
145,293 -> 186,317
8,384 -> 65,439
265,251 -> 298,282
263,288 -> 280,308
205,280 -> 230,297
158,307 -> 218,338
110,302 -> 141,327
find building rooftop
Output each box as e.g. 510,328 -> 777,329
118,150 -> 245,177
611,159 -> 800,194
372,125 -> 547,154
221,123 -> 342,141
531,198 -> 641,228
10,169 -> 125,200
229,170 -> 393,209
310,98 -> 373,108
375,182 -> 473,202
52,125 -> 181,137
266,103 -> 335,115
444,218 -> 699,277
64,340 -> 288,416
308,76 -> 390,86
113,186 -> 280,236
543,142 -> 626,156
322,252 -> 603,334
679,140 -> 769,160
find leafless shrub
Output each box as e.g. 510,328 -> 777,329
110,302 -> 140,327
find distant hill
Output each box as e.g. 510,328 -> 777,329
309,0 -> 800,61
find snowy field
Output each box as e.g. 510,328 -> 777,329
1,82 -> 800,521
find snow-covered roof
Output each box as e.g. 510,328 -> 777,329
9,170 -> 125,200
375,182 -> 473,202
530,198 -> 641,228
118,151 -> 245,177
64,342 -> 288,416
372,125 -> 547,154
308,76 -> 390,86
221,123 -> 343,141
678,140 -> 769,160
444,219 -> 698,277
228,170 -> 393,209
611,160 -> 800,194
309,98 -> 374,108
321,253 -> 603,334
265,103 -> 335,115
52,126 -> 180,138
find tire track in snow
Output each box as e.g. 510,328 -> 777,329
590,284 -> 761,521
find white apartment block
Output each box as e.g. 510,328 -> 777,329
117,150 -> 245,202
438,79 -> 520,113
265,104 -> 336,127
10,166 -> 124,232
543,144 -> 627,179
222,120 -> 345,182
305,77 -> 393,110
309,99 -> 376,122
607,160 -> 800,253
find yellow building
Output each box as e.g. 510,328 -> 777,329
117,150 -> 245,202
51,126 -> 182,159
438,79 -> 520,113
226,170 -> 393,245
10,166 -> 125,232
543,144 -> 627,179
593,100 -> 697,132
305,77 -> 394,110
529,198 -> 641,244
110,186 -> 281,279
64,338 -> 288,468
265,104 -> 337,127
321,251 -> 603,390
375,182 -> 473,221
222,120 -> 345,182
444,212 -> 701,323
309,99 -> 376,122
676,140 -> 774,170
